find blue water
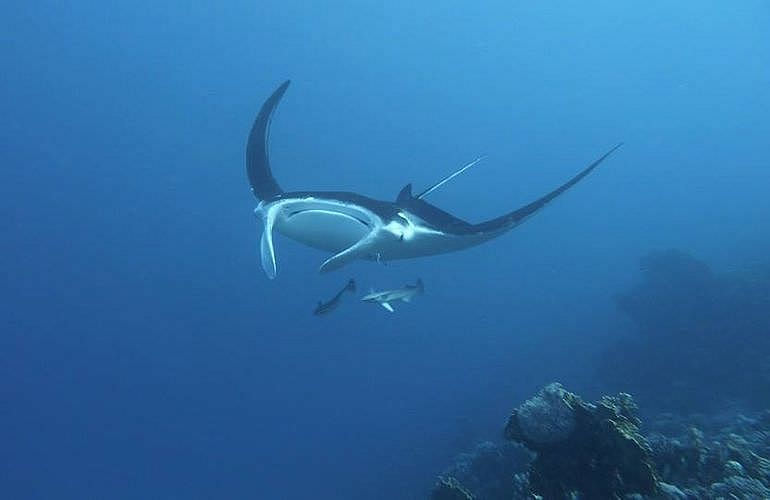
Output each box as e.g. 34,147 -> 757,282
2,1 -> 769,498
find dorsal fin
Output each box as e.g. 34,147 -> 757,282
396,183 -> 413,203
246,80 -> 290,200
416,156 -> 485,199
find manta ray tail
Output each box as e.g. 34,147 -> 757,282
396,156 -> 485,203
246,80 -> 290,200
473,143 -> 623,234
416,156 -> 486,199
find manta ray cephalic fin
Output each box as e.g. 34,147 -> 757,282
319,230 -> 379,274
258,204 -> 279,279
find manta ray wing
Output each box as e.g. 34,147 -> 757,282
469,143 -> 624,235
247,80 -> 290,200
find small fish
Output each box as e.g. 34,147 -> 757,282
361,279 -> 424,312
314,279 -> 356,315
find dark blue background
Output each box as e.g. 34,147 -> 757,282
2,1 -> 768,498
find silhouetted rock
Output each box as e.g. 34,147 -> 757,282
601,249 -> 770,412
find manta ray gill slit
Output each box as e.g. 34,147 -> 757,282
384,212 -> 416,241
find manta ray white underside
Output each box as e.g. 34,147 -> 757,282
256,196 -> 469,279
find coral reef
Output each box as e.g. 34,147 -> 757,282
645,409 -> 770,498
513,383 -> 575,445
431,386 -> 770,499
436,441 -> 532,500
429,250 -> 770,499
430,476 -> 474,500
504,383 -> 657,499
602,249 -> 770,412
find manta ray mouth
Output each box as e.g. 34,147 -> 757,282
278,207 -> 375,257
287,209 -> 371,228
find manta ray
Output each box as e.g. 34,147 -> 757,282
247,80 -> 621,279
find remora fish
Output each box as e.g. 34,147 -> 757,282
314,279 -> 356,315
247,80 -> 622,279
361,279 -> 424,312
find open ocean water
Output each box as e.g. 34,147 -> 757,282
2,1 -> 769,499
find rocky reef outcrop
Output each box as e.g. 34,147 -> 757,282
431,385 -> 770,499
503,383 -> 657,499
429,250 -> 770,499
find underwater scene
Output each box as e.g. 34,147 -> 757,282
2,1 -> 769,499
